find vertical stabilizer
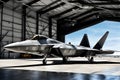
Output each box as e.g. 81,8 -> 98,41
80,34 -> 90,47
93,31 -> 109,50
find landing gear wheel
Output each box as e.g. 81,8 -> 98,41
89,57 -> 94,63
88,56 -> 94,63
43,60 -> 47,65
63,57 -> 68,63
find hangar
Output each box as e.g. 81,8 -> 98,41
0,0 -> 120,58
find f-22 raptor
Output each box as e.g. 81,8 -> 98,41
4,31 -> 115,64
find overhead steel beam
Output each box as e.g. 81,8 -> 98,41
58,13 -> 76,20
21,5 -> 27,41
70,8 -> 95,20
48,18 -> 52,38
68,0 -> 120,5
36,12 -> 39,34
58,8 -> 98,21
76,13 -> 99,23
26,0 -> 41,6
37,0 -> 61,12
82,1 -> 120,5
101,7 -> 120,11
38,2 -> 65,14
68,0 -> 109,3
14,0 -> 40,10
50,6 -> 78,18
83,2 -> 120,5
0,3 -> 4,58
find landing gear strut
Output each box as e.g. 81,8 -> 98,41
42,48 -> 52,65
88,56 -> 94,63
42,53 -> 48,65
63,57 -> 68,63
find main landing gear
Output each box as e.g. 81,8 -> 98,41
87,56 -> 94,63
62,57 -> 68,63
42,55 -> 68,64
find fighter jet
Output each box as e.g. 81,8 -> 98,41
4,31 -> 114,64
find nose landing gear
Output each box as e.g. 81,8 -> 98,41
42,53 -> 48,65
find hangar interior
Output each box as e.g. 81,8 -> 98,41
0,0 -> 120,58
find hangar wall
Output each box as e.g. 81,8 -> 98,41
0,1 -> 57,58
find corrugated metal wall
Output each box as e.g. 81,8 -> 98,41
0,1 -> 57,58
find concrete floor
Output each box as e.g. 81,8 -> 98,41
0,57 -> 120,76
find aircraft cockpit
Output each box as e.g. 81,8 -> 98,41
31,35 -> 62,44
31,35 -> 48,40
31,35 -> 48,44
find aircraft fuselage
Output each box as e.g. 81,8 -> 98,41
4,39 -> 90,57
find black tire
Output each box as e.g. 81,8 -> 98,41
89,57 -> 94,63
63,57 -> 68,63
43,60 -> 47,65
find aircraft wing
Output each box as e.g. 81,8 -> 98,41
77,48 -> 99,51
75,48 -> 115,56
98,50 -> 114,54
98,50 -> 120,54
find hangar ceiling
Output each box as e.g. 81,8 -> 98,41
1,0 -> 120,41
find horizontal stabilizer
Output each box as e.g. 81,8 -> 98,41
80,34 -> 90,47
93,31 -> 109,50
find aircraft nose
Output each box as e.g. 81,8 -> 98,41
4,42 -> 22,51
4,43 -> 15,48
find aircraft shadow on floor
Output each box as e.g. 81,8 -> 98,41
1,60 -> 120,69
52,60 -> 120,64
24,59 -> 120,64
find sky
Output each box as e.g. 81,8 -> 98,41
65,20 -> 120,55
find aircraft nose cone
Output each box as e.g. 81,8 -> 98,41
4,45 -> 8,49
4,40 -> 38,53
4,42 -> 21,52
4,44 -> 12,48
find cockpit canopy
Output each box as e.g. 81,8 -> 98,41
31,35 -> 61,44
31,35 -> 48,44
31,35 -> 48,40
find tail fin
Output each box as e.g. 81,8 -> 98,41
93,31 -> 109,50
79,34 -> 90,47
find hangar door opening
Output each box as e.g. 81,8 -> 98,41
65,21 -> 120,52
